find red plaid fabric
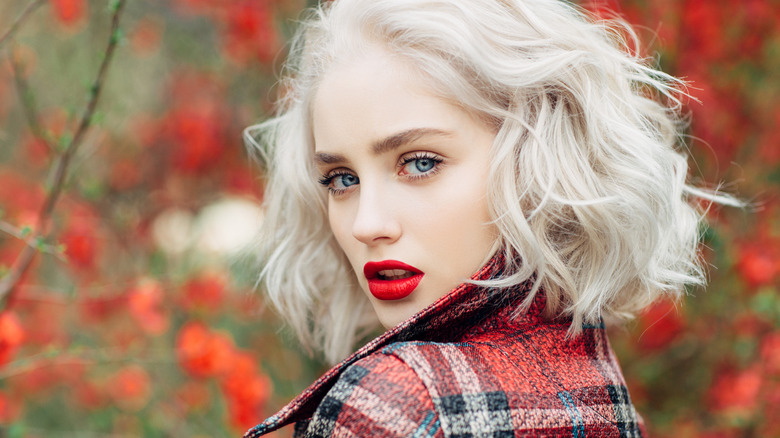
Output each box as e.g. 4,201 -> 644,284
244,255 -> 645,437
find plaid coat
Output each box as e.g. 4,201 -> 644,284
245,256 -> 645,437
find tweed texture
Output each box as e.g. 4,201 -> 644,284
244,255 -> 644,437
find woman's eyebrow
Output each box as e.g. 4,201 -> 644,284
314,127 -> 452,165
372,128 -> 452,155
314,152 -> 346,165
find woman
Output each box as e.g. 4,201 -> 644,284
244,0 -> 728,436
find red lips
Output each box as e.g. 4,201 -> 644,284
363,260 -> 424,301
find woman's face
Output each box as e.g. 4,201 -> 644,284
312,47 -> 498,328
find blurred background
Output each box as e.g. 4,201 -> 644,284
0,0 -> 777,436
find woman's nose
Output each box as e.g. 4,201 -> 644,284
351,182 -> 402,245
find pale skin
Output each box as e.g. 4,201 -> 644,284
312,46 -> 499,328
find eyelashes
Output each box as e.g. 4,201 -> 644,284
318,152 -> 444,196
399,152 -> 443,178
318,170 -> 358,196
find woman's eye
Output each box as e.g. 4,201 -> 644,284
331,173 -> 358,189
400,154 -> 442,176
318,171 -> 359,194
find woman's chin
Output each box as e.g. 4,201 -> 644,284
370,298 -> 420,330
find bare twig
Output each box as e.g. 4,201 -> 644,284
0,0 -> 128,308
0,220 -> 25,238
10,49 -> 57,151
0,346 -> 177,380
0,220 -> 64,257
0,0 -> 46,49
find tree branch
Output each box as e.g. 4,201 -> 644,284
39,2 -> 126,225
10,49 -> 57,152
0,0 -> 46,50
0,220 -> 64,257
0,0 -> 127,308
0,346 -> 177,380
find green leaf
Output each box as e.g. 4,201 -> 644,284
20,226 -> 32,238
58,131 -> 73,150
733,338 -> 757,364
750,288 -> 779,317
769,167 -> 780,185
35,236 -> 46,251
80,179 -> 107,200
6,423 -> 26,438
91,111 -> 106,126
110,28 -> 125,46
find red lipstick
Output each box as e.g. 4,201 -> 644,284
363,260 -> 424,301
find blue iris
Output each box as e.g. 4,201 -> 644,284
414,158 -> 435,173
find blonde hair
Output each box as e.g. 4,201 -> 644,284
246,0 -> 732,364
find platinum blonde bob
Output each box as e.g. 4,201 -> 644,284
247,0 -> 726,364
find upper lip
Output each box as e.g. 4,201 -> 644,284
364,260 -> 422,280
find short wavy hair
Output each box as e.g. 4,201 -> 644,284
246,0 -> 729,364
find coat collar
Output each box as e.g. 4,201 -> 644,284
244,253 -> 540,437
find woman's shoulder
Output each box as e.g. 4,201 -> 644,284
295,351 -> 443,437
299,332 -> 645,437
344,327 -> 619,396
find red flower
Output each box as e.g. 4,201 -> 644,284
127,280 -> 170,336
14,297 -> 66,347
0,391 -> 9,423
181,272 -> 227,312
109,159 -> 143,191
0,390 -> 23,424
733,312 -> 771,338
222,2 -> 279,65
51,0 -> 88,27
581,0 -> 622,20
680,0 -> 731,63
73,381 -> 105,411
0,312 -> 24,367
10,360 -> 60,397
685,73 -> 747,166
761,382 -> 780,436
736,241 -> 780,288
130,16 -> 164,57
223,165 -> 263,200
176,381 -> 212,412
226,389 -> 267,430
221,352 -> 268,402
636,299 -> 685,352
79,294 -> 125,325
127,114 -> 161,149
176,322 -> 235,378
221,352 -> 271,429
51,359 -> 87,387
108,365 -> 152,412
761,332 -> 780,375
61,226 -> 98,270
0,171 -> 45,224
708,365 -> 763,414
758,110 -> 780,165
59,202 -> 104,274
22,135 -> 50,167
163,102 -> 226,173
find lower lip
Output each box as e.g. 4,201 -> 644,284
367,275 -> 424,300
